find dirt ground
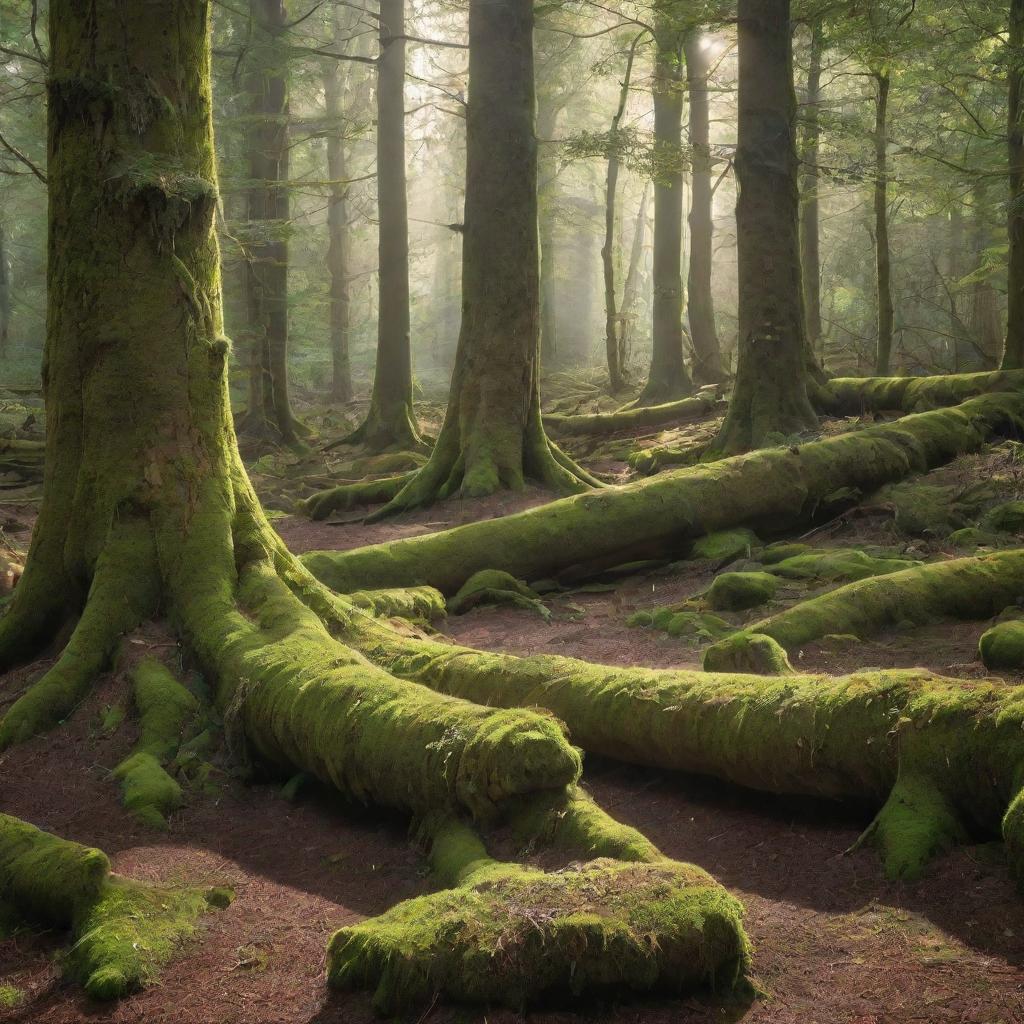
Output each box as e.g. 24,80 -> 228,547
3,438 -> 1024,1024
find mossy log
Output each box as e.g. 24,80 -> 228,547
327,792 -> 748,1012
0,813 -> 229,998
703,550 -> 1024,674
823,369 -> 1024,416
299,472 -> 414,521
303,393 -> 1024,595
354,618 -> 1024,881
543,391 -> 723,436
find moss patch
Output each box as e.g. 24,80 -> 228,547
690,529 -> 761,564
705,572 -> 779,611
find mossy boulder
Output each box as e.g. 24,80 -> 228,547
704,572 -> 779,612
948,527 -> 1016,551
628,608 -> 734,643
980,618 -> 1024,669
702,632 -> 794,674
768,548 -> 918,583
689,529 -> 761,565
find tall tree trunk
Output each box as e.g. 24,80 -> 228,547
637,9 -> 693,406
683,31 -> 724,384
971,182 -> 1002,366
324,10 -> 353,403
537,99 -> 560,367
872,70 -> 894,375
799,19 -> 823,363
1005,0 -> 1024,368
602,37 -> 641,393
243,0 -> 298,444
345,0 -> 422,450
0,217 -> 9,360
370,0 -> 598,513
619,183 -> 650,365
712,0 -> 817,454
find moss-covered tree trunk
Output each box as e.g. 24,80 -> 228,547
619,183 -> 650,358
241,0 -> 299,445
344,0 -> 422,450
324,8 -> 353,404
683,31 -> 724,385
872,70 -> 894,376
637,8 -> 693,406
799,19 -> 823,362
970,182 -> 1002,366
712,0 -> 817,454
1005,0 -> 1024,369
367,0 -> 597,512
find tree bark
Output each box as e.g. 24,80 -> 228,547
0,217 -> 9,359
872,70 -> 894,375
344,0 -> 422,449
799,19 -> 823,363
368,0 -> 598,513
683,32 -> 724,384
712,0 -> 817,453
619,183 -> 650,361
324,8 -> 353,403
1005,0 -> 1024,368
242,0 -> 299,444
537,96 -> 561,367
637,9 -> 693,406
970,182 -> 1002,366
602,37 -> 641,393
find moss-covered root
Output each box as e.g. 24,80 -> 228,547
212,562 -> 582,818
0,813 -> 109,927
299,472 -> 414,521
0,522 -> 160,749
355,616 -> 1024,878
349,586 -> 446,622
703,550 -> 1024,673
302,393 -> 1024,595
449,569 -> 550,619
543,391 -> 724,436
850,774 -> 967,881
327,812 -> 747,1013
0,813 -> 230,999
824,369 -> 1024,416
67,877 -> 229,1000
114,659 -> 199,828
980,618 -> 1024,669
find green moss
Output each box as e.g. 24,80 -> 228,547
767,548 -> 918,583
0,813 -> 109,927
66,878 -> 227,1000
701,632 -> 794,674
544,393 -> 722,437
690,529 -> 761,564
0,984 -> 24,1009
856,774 -> 968,881
349,586 -> 446,621
948,527 -> 1016,551
982,501 -> 1024,534
113,659 -> 197,827
759,542 -> 812,564
825,369 -> 1024,415
980,618 -> 1024,669
873,479 -> 998,539
629,607 -> 734,644
114,753 -> 183,829
328,856 -> 746,1013
705,572 -> 779,611
705,550 -> 1024,672
300,473 -> 414,521
449,569 -> 550,619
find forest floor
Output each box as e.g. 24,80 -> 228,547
3,385 -> 1024,1023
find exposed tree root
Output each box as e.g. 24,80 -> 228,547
0,813 -> 230,998
702,550 -> 1024,674
332,397 -> 428,455
353,617 -> 1024,880
543,390 -> 724,437
114,659 -> 200,828
363,412 -> 602,521
328,794 -> 748,1012
299,472 -> 414,521
823,369 -> 1024,416
302,393 -> 1024,595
